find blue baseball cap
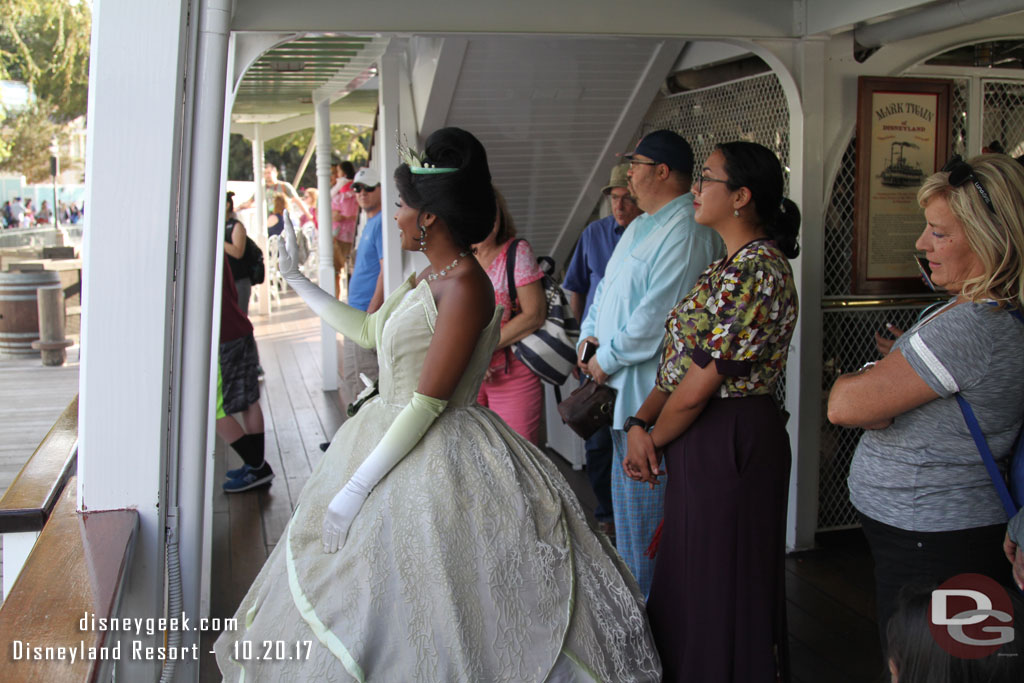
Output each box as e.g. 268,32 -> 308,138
622,130 -> 694,174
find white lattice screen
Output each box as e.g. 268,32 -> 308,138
634,73 -> 791,408
817,79 -> 969,530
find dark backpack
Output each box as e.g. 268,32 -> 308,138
243,237 -> 265,285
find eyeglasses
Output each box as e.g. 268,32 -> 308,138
941,155 -> 996,214
695,174 -> 729,193
352,184 -> 378,193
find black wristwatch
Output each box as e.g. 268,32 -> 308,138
622,416 -> 650,433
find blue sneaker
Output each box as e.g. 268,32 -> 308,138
222,463 -> 274,493
225,463 -> 251,480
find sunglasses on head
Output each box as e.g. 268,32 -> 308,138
941,155 -> 996,215
352,184 -> 378,193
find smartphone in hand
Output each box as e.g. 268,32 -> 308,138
581,339 -> 598,363
915,255 -> 938,291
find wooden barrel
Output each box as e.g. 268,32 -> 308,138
0,271 -> 62,356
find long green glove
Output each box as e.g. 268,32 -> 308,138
322,392 -> 447,553
278,217 -> 411,348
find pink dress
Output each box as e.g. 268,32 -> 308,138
331,182 -> 358,243
477,239 -> 545,444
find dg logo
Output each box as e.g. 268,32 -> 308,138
928,573 -> 1015,659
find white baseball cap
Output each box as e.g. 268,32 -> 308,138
352,167 -> 380,187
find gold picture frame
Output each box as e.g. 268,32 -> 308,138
853,76 -> 952,295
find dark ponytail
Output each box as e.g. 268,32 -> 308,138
716,141 -> 801,259
772,198 -> 801,258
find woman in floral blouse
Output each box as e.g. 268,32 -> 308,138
623,141 -> 800,682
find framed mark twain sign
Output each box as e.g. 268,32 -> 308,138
853,77 -> 952,295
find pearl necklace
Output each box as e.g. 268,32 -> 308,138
427,252 -> 469,281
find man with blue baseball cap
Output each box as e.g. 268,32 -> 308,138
577,129 -> 724,595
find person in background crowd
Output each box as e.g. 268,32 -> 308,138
578,130 -> 724,595
300,187 -> 318,230
331,160 -> 358,299
238,162 -> 302,216
36,199 -> 52,225
829,154 -> 1024,646
266,192 -> 287,237
8,197 -> 24,228
223,192 -> 252,315
22,198 -> 35,227
563,163 -> 642,539
625,141 -> 800,681
472,188 -> 547,444
343,167 -> 385,401
217,246 -> 272,493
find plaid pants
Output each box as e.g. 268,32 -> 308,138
610,429 -> 666,597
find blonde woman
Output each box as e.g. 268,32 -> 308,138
829,154 -> 1024,643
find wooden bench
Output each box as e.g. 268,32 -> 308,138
0,396 -> 79,596
0,479 -> 138,681
0,394 -> 139,681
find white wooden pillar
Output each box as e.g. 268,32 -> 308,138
171,1 -> 232,678
252,124 -> 270,314
377,42 -> 405,295
79,0 -> 191,678
314,98 -> 339,390
786,38 -> 827,551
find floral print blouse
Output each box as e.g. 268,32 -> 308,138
656,239 -> 798,398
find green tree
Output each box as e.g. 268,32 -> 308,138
228,125 -> 373,186
1,0 -> 92,122
0,101 -> 69,182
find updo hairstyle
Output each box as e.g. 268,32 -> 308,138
716,141 -> 801,259
394,127 -> 496,250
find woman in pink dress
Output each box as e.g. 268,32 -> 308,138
472,189 -> 547,444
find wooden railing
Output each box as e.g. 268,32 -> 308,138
0,395 -> 139,681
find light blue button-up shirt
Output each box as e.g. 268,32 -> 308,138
580,193 -> 725,428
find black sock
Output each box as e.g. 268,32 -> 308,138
230,433 -> 266,469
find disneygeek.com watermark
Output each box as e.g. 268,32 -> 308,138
928,573 -> 1017,659
9,612 -> 237,663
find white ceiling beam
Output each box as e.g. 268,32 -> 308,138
231,31 -> 303,92
231,0 -> 793,37
410,36 -> 469,140
229,108 -> 376,139
312,36 -> 391,104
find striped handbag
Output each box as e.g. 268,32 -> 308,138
505,240 -> 580,386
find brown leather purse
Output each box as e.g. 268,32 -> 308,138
556,378 -> 617,440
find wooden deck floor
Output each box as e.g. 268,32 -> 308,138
202,287 -> 886,682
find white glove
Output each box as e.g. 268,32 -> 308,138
322,392 -> 447,553
278,219 -> 412,348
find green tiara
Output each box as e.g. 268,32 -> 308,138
399,136 -> 458,175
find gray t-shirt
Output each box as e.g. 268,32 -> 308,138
848,300 -> 1024,532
